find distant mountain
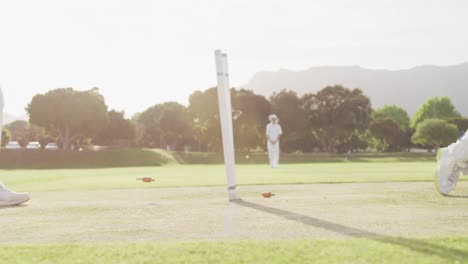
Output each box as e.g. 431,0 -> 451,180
2,112 -> 28,125
244,63 -> 468,116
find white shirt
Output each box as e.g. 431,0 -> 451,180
266,123 -> 283,142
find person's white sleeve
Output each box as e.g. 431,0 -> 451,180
450,134 -> 468,161
278,125 -> 283,135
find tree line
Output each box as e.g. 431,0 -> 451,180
2,86 -> 467,152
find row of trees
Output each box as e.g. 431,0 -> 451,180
2,88 -> 135,150
2,86 -> 467,152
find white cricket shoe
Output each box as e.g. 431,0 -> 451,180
0,184 -> 30,206
448,165 -> 462,186
436,148 -> 457,196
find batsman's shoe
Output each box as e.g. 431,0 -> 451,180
448,165 -> 462,186
0,184 -> 30,206
436,148 -> 457,196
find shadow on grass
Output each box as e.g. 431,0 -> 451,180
0,204 -> 28,210
172,151 -> 436,164
0,149 -> 165,169
234,199 -> 468,261
447,194 -> 468,199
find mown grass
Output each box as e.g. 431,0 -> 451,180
2,237 -> 468,264
0,149 -> 435,169
0,149 -> 172,169
0,162 -> 438,192
173,151 -> 436,164
0,151 -> 459,264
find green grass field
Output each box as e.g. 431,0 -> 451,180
1,154 -> 468,263
2,238 -> 468,264
1,162 -> 439,192
0,149 -> 171,169
0,148 -> 436,169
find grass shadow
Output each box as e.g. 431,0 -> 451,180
0,149 -> 165,169
0,204 -> 28,210
447,194 -> 468,199
234,199 -> 468,261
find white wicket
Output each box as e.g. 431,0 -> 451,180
214,50 -> 237,201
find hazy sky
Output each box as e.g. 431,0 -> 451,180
1,0 -> 467,117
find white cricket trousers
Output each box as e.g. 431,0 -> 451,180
446,134 -> 468,175
448,134 -> 468,161
268,142 -> 280,168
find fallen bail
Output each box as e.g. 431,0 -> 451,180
436,130 -> 468,195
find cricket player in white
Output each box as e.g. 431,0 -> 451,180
266,114 -> 282,168
436,129 -> 468,196
0,86 -> 30,206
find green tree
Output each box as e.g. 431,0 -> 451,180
94,110 -> 136,147
411,97 -> 461,128
371,105 -> 413,152
188,87 -> 272,152
370,119 -> 407,152
189,88 -> 219,124
135,105 -> 164,148
192,122 -> 208,152
27,124 -> 49,147
188,88 -> 221,151
270,89 -> 308,152
231,89 -> 270,152
1,128 -> 11,147
336,133 -> 368,153
4,120 -> 47,147
301,85 -> 372,152
26,88 -> 108,150
373,105 -> 410,130
448,117 -> 468,135
4,120 -> 28,146
412,119 -> 459,150
137,102 -> 192,150
159,103 -> 193,150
